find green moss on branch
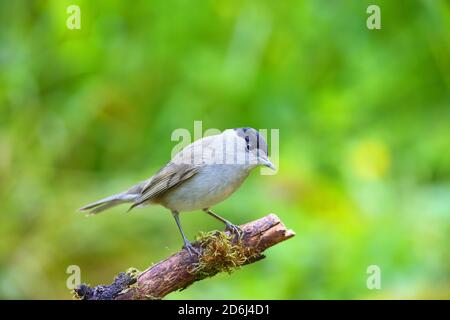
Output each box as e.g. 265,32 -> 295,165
188,231 -> 263,278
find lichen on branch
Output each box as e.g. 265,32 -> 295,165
188,230 -> 263,277
74,214 -> 295,300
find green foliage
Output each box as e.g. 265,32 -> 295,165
0,0 -> 449,299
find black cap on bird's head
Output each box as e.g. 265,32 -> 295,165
234,127 -> 275,170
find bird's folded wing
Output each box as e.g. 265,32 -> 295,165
130,162 -> 198,209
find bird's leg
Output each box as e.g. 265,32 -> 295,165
171,211 -> 200,257
203,208 -> 244,239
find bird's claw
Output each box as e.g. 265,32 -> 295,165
225,222 -> 244,240
183,241 -> 201,257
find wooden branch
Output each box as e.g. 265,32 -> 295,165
74,214 -> 295,300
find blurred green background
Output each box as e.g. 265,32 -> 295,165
0,0 -> 449,299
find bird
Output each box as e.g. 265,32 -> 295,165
79,127 -> 276,256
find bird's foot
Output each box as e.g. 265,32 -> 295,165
225,222 -> 244,240
183,240 -> 201,257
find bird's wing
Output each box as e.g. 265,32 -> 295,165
129,134 -> 220,210
129,161 -> 198,210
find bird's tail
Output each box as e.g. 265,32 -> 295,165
79,192 -> 139,215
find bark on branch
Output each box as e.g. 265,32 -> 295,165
74,214 -> 295,300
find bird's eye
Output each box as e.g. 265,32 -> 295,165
244,136 -> 250,151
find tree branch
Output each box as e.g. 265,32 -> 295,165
74,214 -> 295,300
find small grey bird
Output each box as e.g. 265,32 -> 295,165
80,127 -> 275,255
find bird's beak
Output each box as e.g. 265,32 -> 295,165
262,158 -> 276,171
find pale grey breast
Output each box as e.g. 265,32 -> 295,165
158,164 -> 250,212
